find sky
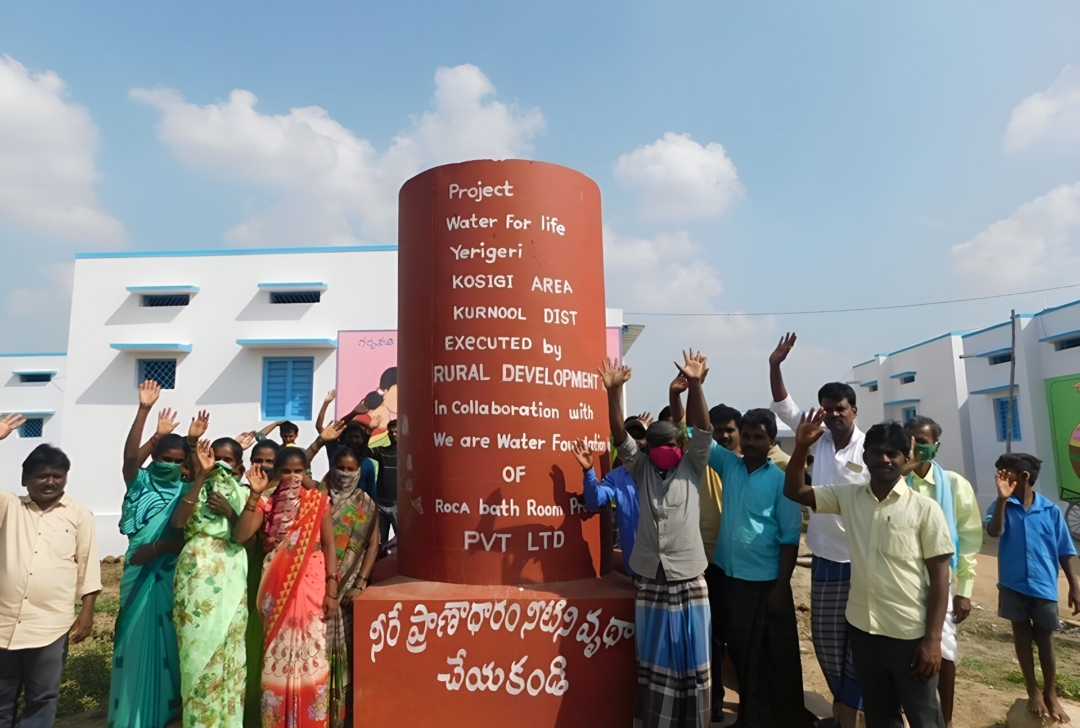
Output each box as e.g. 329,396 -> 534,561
2,1 -> 1080,414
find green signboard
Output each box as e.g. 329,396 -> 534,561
1043,373 -> 1080,503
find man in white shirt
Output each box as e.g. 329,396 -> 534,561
769,333 -> 868,728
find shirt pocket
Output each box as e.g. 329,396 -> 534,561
44,521 -> 77,563
879,523 -> 920,559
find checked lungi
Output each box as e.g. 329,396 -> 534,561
811,556 -> 863,710
633,573 -> 712,728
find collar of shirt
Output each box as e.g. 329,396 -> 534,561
1005,491 -> 1051,513
860,479 -> 908,504
17,493 -> 70,513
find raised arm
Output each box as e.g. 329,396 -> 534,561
171,439 -> 215,530
257,420 -> 283,439
669,374 -> 687,425
0,413 -> 27,441
315,390 -> 336,433
985,469 -> 1016,538
769,333 -> 797,404
676,350 -> 709,432
784,410 -> 826,508
124,381 -> 163,484
233,463 -> 270,544
572,439 -> 617,509
305,419 -> 346,464
598,358 -> 632,447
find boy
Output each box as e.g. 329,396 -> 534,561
985,453 -> 1080,724
0,444 -> 102,727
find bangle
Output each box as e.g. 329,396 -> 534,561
315,436 -> 325,447
326,572 -> 341,583
182,498 -> 198,506
152,542 -> 159,554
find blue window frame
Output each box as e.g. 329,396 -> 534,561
262,357 -> 314,420
19,418 -> 43,438
994,396 -> 1021,442
902,406 -> 917,423
138,359 -> 177,389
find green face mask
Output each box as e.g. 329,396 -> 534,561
914,442 -> 939,463
148,461 -> 182,481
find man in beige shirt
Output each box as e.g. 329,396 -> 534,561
0,435 -> 101,728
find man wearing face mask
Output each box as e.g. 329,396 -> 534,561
769,333 -> 868,728
601,351 -> 714,728
903,417 -> 982,728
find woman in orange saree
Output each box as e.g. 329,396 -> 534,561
234,447 -> 338,728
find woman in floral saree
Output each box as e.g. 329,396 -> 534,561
171,431 -> 252,728
234,447 -> 338,728
109,381 -> 186,728
322,446 -> 380,728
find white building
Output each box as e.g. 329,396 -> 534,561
851,332 -> 975,486
847,300 -> 1080,534
961,301 -> 1080,522
0,245 -> 638,555
0,352 -> 67,497
58,245 -> 398,555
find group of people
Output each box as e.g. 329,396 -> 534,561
2,332 -> 1080,728
0,382 -> 397,728
576,335 -> 1080,728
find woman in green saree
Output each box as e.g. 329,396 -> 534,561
171,430 -> 251,728
109,381 -> 186,728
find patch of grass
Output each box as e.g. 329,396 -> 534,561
58,637 -> 113,717
963,653 -> 1080,701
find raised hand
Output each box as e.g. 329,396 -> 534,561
900,436 -> 922,477
0,413 -> 27,441
320,420 -> 347,443
995,468 -> 1017,500
570,439 -> 594,471
194,439 -> 216,477
670,373 -> 689,395
674,349 -> 708,382
156,408 -> 179,438
138,379 -> 162,408
796,409 -> 827,448
235,431 -> 257,451
207,491 -> 235,519
324,389 -> 336,405
189,410 -> 210,439
597,358 -> 632,390
247,464 -> 270,494
769,333 -> 797,367
638,412 -> 654,429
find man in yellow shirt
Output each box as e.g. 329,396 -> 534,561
903,417 -> 982,728
785,412 -> 954,728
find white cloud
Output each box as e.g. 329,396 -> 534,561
951,182 -> 1080,287
613,132 -> 743,221
1004,66 -> 1080,153
0,55 -> 125,244
131,64 -> 544,245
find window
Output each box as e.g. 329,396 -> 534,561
989,352 -> 1012,366
270,291 -> 321,305
262,357 -> 314,420
138,359 -> 177,389
141,294 -> 191,307
869,384 -> 879,392
899,374 -> 915,385
902,406 -> 916,423
19,418 -> 43,438
994,396 -> 1021,442
1055,337 -> 1080,352
17,373 -> 53,383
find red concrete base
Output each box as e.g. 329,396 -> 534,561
353,555 -> 636,727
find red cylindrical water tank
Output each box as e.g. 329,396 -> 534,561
396,160 -> 608,585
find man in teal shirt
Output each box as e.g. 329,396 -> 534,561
708,408 -> 814,728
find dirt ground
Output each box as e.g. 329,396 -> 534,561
57,540 -> 1080,728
